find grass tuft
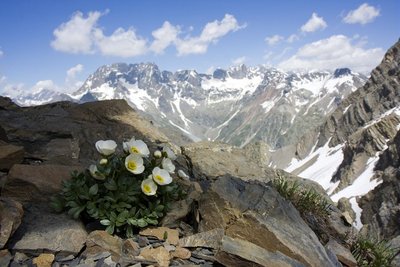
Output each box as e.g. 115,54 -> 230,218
271,175 -> 332,218
351,237 -> 399,267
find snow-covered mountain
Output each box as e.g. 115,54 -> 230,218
13,63 -> 366,149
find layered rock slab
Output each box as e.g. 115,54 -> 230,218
198,175 -> 339,267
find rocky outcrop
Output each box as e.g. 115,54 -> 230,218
198,175 -> 339,267
358,130 -> 400,240
273,39 -> 400,196
0,97 -> 172,166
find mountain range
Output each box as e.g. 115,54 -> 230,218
13,63 -> 367,149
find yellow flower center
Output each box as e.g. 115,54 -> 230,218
128,161 -> 137,170
131,147 -> 139,154
154,175 -> 164,183
143,184 -> 151,193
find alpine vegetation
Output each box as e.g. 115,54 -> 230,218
51,137 -> 184,237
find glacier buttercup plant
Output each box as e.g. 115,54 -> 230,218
52,137 -> 184,237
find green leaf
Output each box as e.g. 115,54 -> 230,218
155,205 -> 164,212
105,224 -> 115,235
126,225 -> 133,238
146,218 -> 158,225
100,219 -> 111,226
89,184 -> 99,195
127,218 -> 138,226
137,218 -> 148,228
105,179 -> 117,191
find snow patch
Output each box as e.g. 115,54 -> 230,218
349,197 -> 363,230
285,139 -> 344,191
331,155 -> 382,202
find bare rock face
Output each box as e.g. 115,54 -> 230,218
3,164 -> 82,203
198,175 -> 339,267
0,141 -> 24,171
0,197 -> 23,249
7,203 -> 87,255
358,130 -> 400,239
0,98 -> 171,166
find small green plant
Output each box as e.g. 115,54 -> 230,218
271,175 -> 332,217
351,237 -> 399,267
52,137 -> 185,237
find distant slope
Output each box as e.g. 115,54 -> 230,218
272,39 -> 400,232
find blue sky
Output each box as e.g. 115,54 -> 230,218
0,0 -> 399,96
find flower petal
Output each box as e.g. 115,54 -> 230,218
141,177 -> 157,196
152,167 -> 172,185
95,140 -> 117,156
162,158 -> 175,173
125,154 -> 145,174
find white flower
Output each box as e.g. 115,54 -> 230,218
89,164 -> 105,180
162,145 -> 177,160
95,140 -> 117,156
162,158 -> 175,173
125,154 -> 145,174
141,176 -> 157,196
123,137 -> 135,153
125,139 -> 150,157
99,158 -> 108,165
154,150 -> 162,158
178,169 -> 189,180
152,167 -> 172,185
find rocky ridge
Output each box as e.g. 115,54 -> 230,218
272,39 -> 400,247
0,96 -> 359,266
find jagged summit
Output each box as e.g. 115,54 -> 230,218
333,68 -> 352,78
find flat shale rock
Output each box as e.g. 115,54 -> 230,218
198,175 -> 340,267
0,141 -> 24,171
3,164 -> 82,203
8,204 -> 87,255
0,197 -> 23,249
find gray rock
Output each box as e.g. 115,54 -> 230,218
215,236 -> 306,267
181,141 -> 265,181
389,235 -> 400,267
0,249 -> 13,267
325,239 -> 357,267
0,197 -> 23,248
3,164 -> 82,203
179,228 -> 224,249
0,141 -> 24,171
8,204 -> 87,255
198,175 -> 340,267
337,197 -> 356,222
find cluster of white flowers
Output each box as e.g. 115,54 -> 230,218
91,137 -> 177,196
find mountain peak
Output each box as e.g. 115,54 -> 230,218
333,68 -> 352,78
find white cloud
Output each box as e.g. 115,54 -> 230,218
94,27 -> 148,57
51,11 -> 103,54
2,83 -> 25,98
51,10 -> 147,57
278,35 -> 384,74
265,35 -> 283,46
51,11 -> 244,57
206,66 -> 215,75
301,13 -> 327,33
343,3 -> 380,25
31,80 -> 59,93
150,21 -> 180,54
175,14 -> 245,56
232,56 -> 246,65
287,34 -> 299,43
65,64 -> 84,92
